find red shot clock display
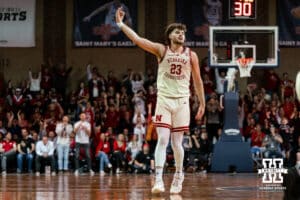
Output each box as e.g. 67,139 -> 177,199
229,0 -> 256,19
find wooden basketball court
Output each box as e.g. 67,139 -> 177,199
0,173 -> 283,200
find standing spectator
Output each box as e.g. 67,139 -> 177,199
203,74 -> 214,99
280,72 -> 295,100
17,111 -> 28,129
112,133 -> 127,174
55,116 -> 73,173
146,85 -> 157,114
132,90 -> 146,115
133,114 -> 146,147
11,88 -> 25,112
130,72 -> 145,94
28,68 -> 41,96
133,144 -> 154,174
6,112 -> 21,139
41,65 -> 53,94
104,96 -> 120,131
263,69 -> 281,95
214,68 -> 226,95
95,133 -> 112,175
35,135 -> 56,176
74,113 -> 94,176
206,94 -> 222,142
17,128 -> 35,173
1,132 -> 17,175
53,63 -> 72,99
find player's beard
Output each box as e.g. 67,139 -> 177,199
173,39 -> 184,45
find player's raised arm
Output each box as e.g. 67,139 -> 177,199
191,51 -> 206,120
115,7 -> 165,60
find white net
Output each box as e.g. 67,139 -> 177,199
236,58 -> 254,78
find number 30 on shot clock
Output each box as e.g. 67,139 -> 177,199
229,0 -> 256,19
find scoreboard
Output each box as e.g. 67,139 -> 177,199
229,0 -> 256,19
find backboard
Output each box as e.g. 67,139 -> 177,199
209,26 -> 279,68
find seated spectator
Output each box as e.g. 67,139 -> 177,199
262,126 -> 283,158
112,133 -> 127,174
251,124 -> 266,155
133,144 -> 154,174
95,133 -> 112,176
17,128 -> 35,173
1,132 -> 17,175
55,116 -> 73,173
74,113 -> 94,176
35,135 -> 56,176
127,134 -> 142,165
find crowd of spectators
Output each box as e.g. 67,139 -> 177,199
0,57 -> 299,176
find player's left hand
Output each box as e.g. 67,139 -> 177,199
115,7 -> 125,23
195,104 -> 205,120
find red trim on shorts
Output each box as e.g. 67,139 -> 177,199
172,126 -> 189,132
154,122 -> 172,129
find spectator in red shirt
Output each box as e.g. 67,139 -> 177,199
281,72 -> 295,100
104,103 -> 120,131
41,65 -> 53,94
112,133 -> 126,173
282,96 -> 295,119
95,132 -> 112,175
1,132 -> 17,175
243,115 -> 256,142
251,124 -> 266,147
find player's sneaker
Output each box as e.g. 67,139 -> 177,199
151,179 -> 165,194
170,173 -> 184,194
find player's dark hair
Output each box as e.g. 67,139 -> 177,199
164,23 -> 187,45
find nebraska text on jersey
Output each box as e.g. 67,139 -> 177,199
157,46 -> 192,98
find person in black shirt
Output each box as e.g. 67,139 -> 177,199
188,129 -> 212,172
133,144 -> 154,174
17,128 -> 35,173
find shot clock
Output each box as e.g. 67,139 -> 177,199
229,0 -> 256,19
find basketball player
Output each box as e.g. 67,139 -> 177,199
115,8 -> 205,194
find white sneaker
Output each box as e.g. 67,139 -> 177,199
51,172 -> 56,176
151,179 -> 165,194
2,171 -> 6,176
116,168 -> 120,174
90,170 -> 95,176
74,170 -> 79,176
170,173 -> 184,194
36,172 -> 40,176
107,163 -> 112,168
100,170 -> 105,176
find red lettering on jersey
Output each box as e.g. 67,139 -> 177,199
155,115 -> 162,122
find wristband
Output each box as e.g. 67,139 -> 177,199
116,22 -> 124,28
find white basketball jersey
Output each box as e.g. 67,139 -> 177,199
157,46 -> 192,98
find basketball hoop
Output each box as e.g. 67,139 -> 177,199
236,58 -> 254,78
